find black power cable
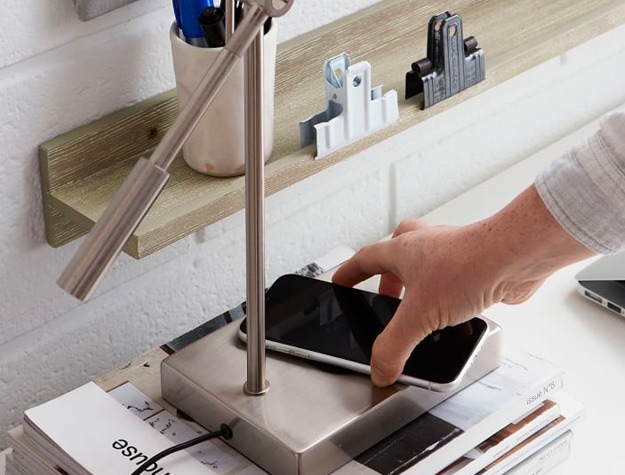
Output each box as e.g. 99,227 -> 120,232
130,423 -> 233,475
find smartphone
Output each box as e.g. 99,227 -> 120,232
238,274 -> 489,391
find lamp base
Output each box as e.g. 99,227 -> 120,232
161,318 -> 504,475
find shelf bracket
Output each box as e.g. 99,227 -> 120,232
74,0 -> 142,21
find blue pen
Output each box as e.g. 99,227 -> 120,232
179,0 -> 212,47
172,0 -> 182,29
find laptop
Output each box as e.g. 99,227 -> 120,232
575,253 -> 625,317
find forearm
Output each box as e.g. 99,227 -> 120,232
474,185 -> 596,304
479,112 -> 625,298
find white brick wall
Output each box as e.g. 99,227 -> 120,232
0,0 -> 624,450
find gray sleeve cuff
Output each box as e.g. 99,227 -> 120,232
535,112 -> 625,254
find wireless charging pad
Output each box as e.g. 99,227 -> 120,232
161,317 -> 503,475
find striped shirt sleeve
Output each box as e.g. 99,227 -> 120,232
535,112 -> 625,254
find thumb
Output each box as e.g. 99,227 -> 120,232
370,293 -> 430,387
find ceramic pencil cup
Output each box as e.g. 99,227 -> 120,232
169,21 -> 277,177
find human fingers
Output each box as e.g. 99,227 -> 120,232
378,272 -> 403,298
369,292 -> 431,387
332,241 -> 395,288
392,219 -> 428,236
378,219 -> 429,296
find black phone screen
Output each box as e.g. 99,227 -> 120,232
239,274 -> 488,384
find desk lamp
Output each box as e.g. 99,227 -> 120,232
58,0 -> 291,395
58,2 -> 504,473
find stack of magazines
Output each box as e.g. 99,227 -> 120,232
3,249 -> 585,475
3,345 -> 585,475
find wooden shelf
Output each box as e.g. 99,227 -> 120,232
39,0 -> 625,258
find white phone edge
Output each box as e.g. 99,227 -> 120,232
237,316 -> 491,392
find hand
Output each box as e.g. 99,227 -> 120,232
332,185 -> 595,387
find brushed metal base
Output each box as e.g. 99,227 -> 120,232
161,318 -> 504,475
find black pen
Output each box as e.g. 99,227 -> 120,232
234,1 -> 243,27
264,16 -> 272,34
199,6 -> 226,47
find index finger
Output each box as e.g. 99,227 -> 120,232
332,241 -> 395,288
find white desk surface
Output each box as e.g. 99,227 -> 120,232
420,114 -> 625,473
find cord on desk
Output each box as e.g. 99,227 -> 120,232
130,423 -> 233,475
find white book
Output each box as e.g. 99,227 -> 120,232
12,384 -> 258,475
505,430 -> 573,475
23,382 -> 225,475
9,425 -> 75,475
340,349 -> 565,475
478,391 -> 584,475
438,399 -> 561,475
8,451 -> 49,475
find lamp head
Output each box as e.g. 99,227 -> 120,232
245,0 -> 294,17
58,1 -> 287,301
57,158 -> 169,301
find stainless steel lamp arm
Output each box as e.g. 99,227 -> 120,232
58,1 -> 292,301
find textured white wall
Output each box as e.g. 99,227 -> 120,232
0,0 -> 624,450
